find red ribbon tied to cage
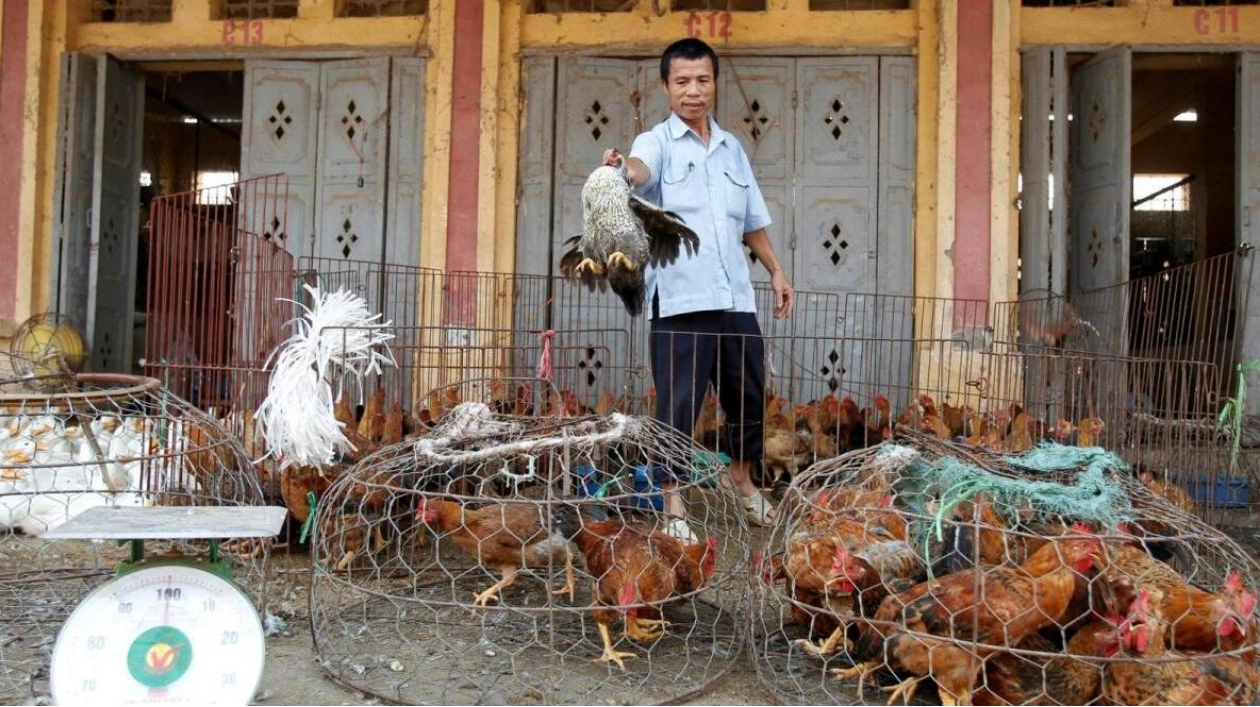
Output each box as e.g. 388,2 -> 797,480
537,329 -> 556,382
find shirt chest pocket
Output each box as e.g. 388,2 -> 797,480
723,169 -> 749,220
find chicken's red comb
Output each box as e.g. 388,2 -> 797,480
706,536 -> 718,550
1133,588 -> 1152,613
879,495 -> 895,508
1069,521 -> 1093,535
1226,568 -> 1245,592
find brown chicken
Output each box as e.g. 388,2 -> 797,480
593,391 -> 621,416
1049,418 -> 1075,444
1004,403 -> 1035,453
781,491 -> 921,658
279,464 -> 335,525
864,393 -> 892,445
941,399 -> 966,439
763,427 -> 810,485
1103,587 -> 1260,705
836,395 -> 865,451
932,494 -> 1052,575
334,392 -> 357,432
1099,541 -> 1255,653
918,394 -> 953,440
964,408 -> 989,447
319,507 -> 388,571
1076,416 -> 1105,448
380,401 -> 405,445
554,509 -> 717,669
1136,465 -> 1196,515
358,385 -> 386,441
837,528 -> 1102,706
415,498 -> 575,606
973,617 -> 1115,706
694,393 -> 723,446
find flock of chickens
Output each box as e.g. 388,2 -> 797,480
700,388 -> 1108,488
759,447 -> 1258,705
8,374 -> 1256,706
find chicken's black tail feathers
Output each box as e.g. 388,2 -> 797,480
607,260 -> 645,317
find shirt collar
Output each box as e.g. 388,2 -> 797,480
667,112 -> 725,147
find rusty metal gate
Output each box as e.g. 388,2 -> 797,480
143,173 -> 295,419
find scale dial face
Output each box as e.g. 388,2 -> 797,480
50,565 -> 265,705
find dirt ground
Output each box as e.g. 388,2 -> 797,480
249,523 -> 778,707
255,628 -> 770,706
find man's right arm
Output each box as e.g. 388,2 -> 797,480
624,157 -> 651,188
628,131 -> 662,191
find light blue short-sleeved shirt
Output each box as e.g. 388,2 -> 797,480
630,112 -> 772,320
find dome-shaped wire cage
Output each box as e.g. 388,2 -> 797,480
309,395 -> 751,705
752,432 -> 1260,705
0,372 -> 268,704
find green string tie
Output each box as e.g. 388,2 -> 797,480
299,490 -> 318,544
1218,360 -> 1260,477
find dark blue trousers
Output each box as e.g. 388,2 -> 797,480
649,300 -> 766,484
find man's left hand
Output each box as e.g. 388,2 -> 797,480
772,271 -> 795,319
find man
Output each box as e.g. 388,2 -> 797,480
617,37 -> 795,538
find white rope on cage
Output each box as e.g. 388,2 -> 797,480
254,284 -> 395,469
412,403 -> 645,465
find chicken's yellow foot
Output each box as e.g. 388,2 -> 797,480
625,616 -> 667,641
472,567 -> 519,606
793,623 -> 852,658
594,622 -> 636,670
575,257 -> 605,276
606,251 -> 636,271
549,553 -> 577,602
942,685 -> 967,705
882,675 -> 924,706
831,660 -> 878,683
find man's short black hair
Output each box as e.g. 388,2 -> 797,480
660,38 -> 719,82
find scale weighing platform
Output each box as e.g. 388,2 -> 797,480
44,505 -> 288,706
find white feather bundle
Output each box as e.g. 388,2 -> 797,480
255,284 -> 396,469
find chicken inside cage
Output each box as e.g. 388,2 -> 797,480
753,436 -> 1260,706
309,405 -> 750,705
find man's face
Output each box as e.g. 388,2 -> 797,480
663,56 -> 716,125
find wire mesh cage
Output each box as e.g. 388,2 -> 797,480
752,432 -> 1260,705
0,372 -> 269,704
309,392 -> 749,705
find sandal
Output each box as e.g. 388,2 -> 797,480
743,492 -> 776,527
664,517 -> 699,543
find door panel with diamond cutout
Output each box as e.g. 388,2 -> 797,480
1069,46 -> 1130,360
720,59 -> 793,287
315,58 -> 390,265
89,57 -> 145,372
242,61 -> 320,258
798,58 -> 878,185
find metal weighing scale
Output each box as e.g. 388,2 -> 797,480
43,505 -> 289,706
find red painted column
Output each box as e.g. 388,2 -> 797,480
953,0 -> 992,329
444,0 -> 484,327
0,0 -> 29,323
